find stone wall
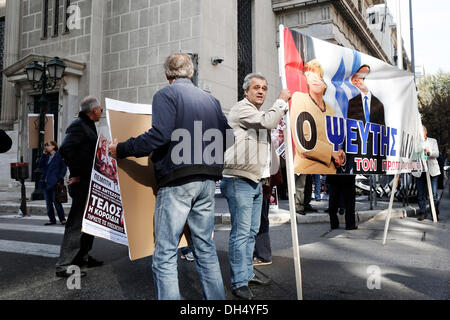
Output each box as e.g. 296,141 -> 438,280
101,0 -> 203,106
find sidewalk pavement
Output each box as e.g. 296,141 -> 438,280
1,182 -> 437,225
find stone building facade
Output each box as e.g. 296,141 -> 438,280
0,0 -> 400,187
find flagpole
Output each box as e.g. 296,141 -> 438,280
384,0 -> 406,245
279,24 -> 303,300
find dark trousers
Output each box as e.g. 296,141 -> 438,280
415,173 -> 439,217
254,198 -> 271,262
328,175 -> 356,228
44,187 -> 66,223
56,180 -> 94,272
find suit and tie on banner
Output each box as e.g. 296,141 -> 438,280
279,26 -> 425,175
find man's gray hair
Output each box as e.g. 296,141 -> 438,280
164,53 -> 194,80
242,73 -> 267,91
80,96 -> 100,113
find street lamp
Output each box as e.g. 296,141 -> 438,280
25,57 -> 66,200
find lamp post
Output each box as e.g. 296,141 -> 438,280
25,57 -> 66,201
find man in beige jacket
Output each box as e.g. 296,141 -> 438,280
413,125 -> 441,221
221,73 -> 290,300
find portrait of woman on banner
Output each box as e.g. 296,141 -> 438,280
290,59 -> 345,174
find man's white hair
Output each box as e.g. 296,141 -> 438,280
80,96 -> 100,113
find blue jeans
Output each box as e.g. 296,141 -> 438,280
416,173 -> 439,217
44,187 -> 66,223
152,179 -> 225,300
313,174 -> 321,200
220,177 -> 263,290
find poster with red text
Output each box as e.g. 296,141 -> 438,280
82,135 -> 127,246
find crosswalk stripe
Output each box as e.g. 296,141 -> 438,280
0,223 -> 65,235
0,215 -> 50,221
0,239 -> 60,258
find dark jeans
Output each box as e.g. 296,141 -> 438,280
416,173 -> 439,217
254,198 -> 272,262
56,180 -> 94,272
328,175 -> 356,228
44,187 -> 66,223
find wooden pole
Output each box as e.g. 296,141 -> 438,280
422,159 -> 438,223
382,174 -> 400,245
279,24 -> 303,300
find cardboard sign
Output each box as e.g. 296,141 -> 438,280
28,114 -> 54,149
105,98 -> 187,261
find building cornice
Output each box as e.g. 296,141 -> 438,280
333,0 -> 389,62
272,0 -> 390,63
2,54 -> 86,83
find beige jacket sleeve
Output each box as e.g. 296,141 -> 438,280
239,99 -> 287,130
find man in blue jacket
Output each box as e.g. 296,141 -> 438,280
109,53 -> 230,300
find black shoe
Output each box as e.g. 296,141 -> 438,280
330,223 -> 339,230
87,256 -> 104,268
249,275 -> 271,286
345,225 -> 358,230
44,222 -> 56,226
339,208 -> 345,215
56,270 -> 87,278
305,205 -> 317,213
232,286 -> 254,300
297,211 -> 306,215
417,215 -> 426,221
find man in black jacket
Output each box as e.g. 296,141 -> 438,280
56,96 -> 103,277
109,53 -> 230,300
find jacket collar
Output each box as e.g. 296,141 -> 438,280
172,78 -> 194,86
78,111 -> 97,133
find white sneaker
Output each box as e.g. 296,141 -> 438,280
181,251 -> 194,261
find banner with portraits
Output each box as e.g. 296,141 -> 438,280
279,26 -> 424,175
82,135 -> 127,246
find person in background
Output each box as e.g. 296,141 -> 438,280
313,174 -> 321,201
253,167 -> 283,266
413,125 -> 441,221
39,141 -> 67,225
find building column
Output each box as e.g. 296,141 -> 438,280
1,0 -> 21,128
89,0 -> 104,101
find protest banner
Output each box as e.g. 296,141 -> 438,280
105,98 -> 187,261
278,25 -> 431,300
280,27 -> 424,176
82,135 -> 127,246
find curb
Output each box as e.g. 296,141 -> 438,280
1,200 -> 424,225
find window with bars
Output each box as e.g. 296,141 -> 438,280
299,11 -> 307,25
237,0 -> 252,101
41,0 -> 49,39
321,6 -> 330,20
53,0 -> 60,37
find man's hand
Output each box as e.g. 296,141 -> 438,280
332,149 -> 346,168
278,89 -> 291,102
108,138 -> 119,158
68,177 -> 80,185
